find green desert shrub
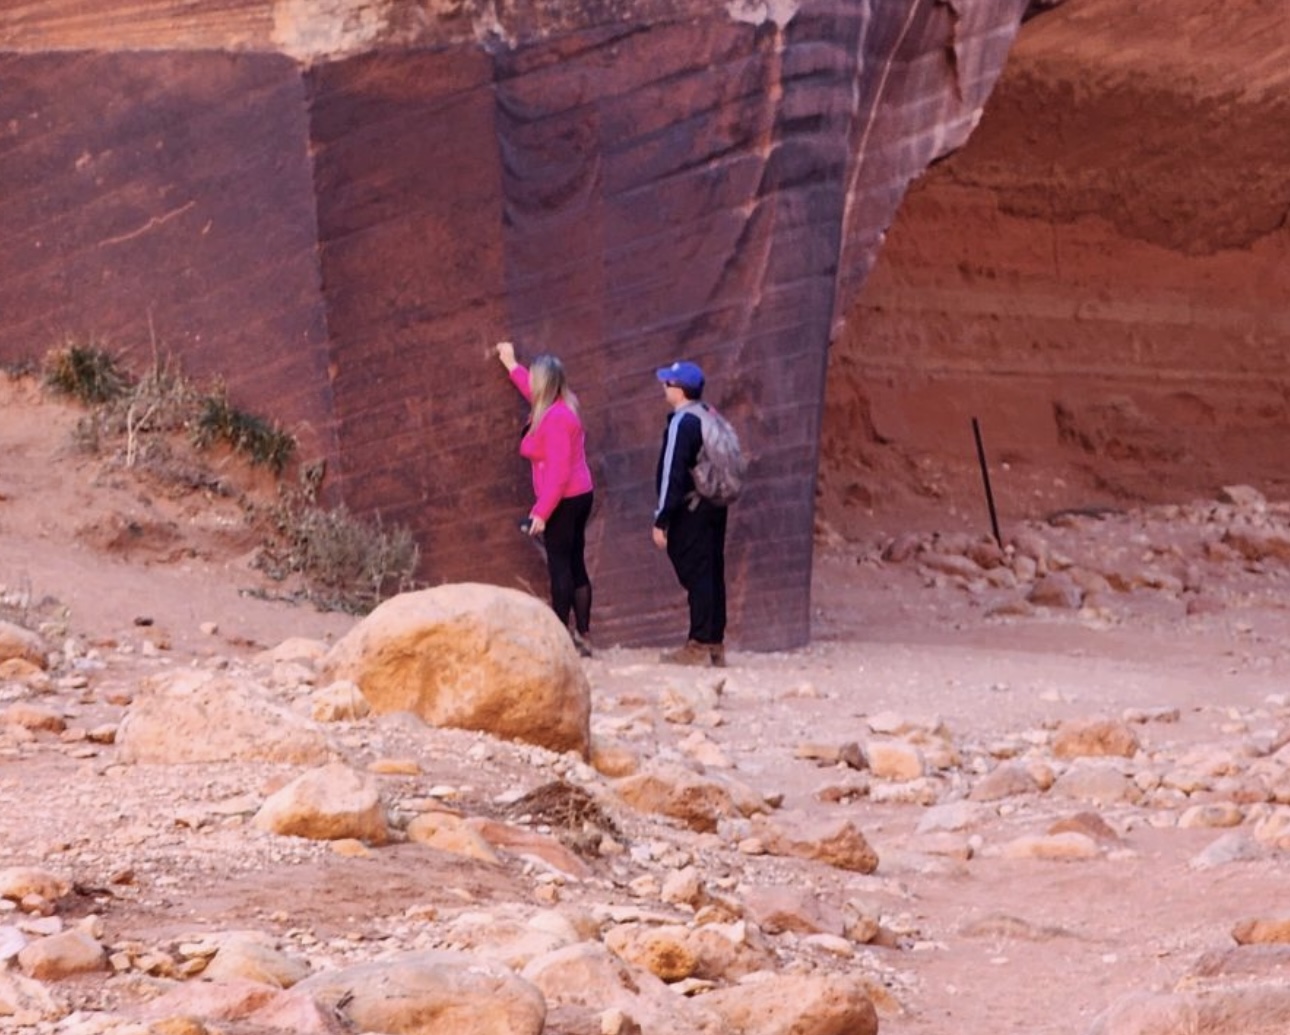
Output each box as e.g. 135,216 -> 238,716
193,388 -> 296,475
41,339 -> 416,614
43,343 -> 130,404
44,343 -> 296,473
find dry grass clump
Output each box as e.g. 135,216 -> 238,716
502,779 -> 621,858
0,574 -> 70,640
82,354 -> 206,472
192,389 -> 296,475
254,464 -> 420,615
43,341 -> 130,404
1,357 -> 40,379
0,575 -> 38,630
40,341 -> 419,614
44,344 -> 294,474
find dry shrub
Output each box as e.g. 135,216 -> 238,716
0,575 -> 69,640
502,780 -> 621,857
2,358 -> 39,379
90,354 -> 204,470
253,464 -> 420,615
0,575 -> 36,629
43,341 -> 130,404
39,340 -> 420,615
44,343 -> 293,474
192,386 -> 295,475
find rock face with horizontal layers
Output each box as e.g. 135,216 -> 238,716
820,0 -> 1290,540
0,0 -> 1036,649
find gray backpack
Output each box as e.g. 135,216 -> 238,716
682,402 -> 747,507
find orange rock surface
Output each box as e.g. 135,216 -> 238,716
822,0 -> 1290,542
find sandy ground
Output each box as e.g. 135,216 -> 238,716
3,372 -> 1289,1034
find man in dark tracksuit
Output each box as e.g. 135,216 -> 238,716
652,360 -> 727,667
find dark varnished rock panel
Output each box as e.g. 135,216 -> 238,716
306,50 -> 539,602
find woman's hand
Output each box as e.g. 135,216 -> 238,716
528,514 -> 546,536
652,527 -> 667,549
495,341 -> 517,371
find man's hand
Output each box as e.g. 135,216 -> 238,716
652,527 -> 667,549
495,341 -> 517,370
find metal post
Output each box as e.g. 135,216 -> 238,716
972,416 -> 1002,548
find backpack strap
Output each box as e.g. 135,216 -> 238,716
677,402 -> 710,512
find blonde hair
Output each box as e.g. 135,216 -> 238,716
529,354 -> 579,428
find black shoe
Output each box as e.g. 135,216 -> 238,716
571,630 -> 593,658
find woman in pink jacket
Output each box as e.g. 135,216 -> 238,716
496,341 -> 595,656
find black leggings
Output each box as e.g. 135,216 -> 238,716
543,491 -> 593,634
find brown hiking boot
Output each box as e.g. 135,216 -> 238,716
659,640 -> 714,666
708,642 -> 726,668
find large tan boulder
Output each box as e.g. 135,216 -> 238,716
201,932 -> 313,988
18,930 -> 106,980
1233,918 -> 1290,945
407,812 -> 501,864
612,761 -> 765,832
0,867 -> 70,905
320,584 -> 591,757
139,978 -> 339,1033
603,924 -> 700,982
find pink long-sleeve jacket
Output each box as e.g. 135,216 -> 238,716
509,366 -> 594,521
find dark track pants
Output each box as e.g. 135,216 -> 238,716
665,501 -> 727,644
543,491 -> 594,634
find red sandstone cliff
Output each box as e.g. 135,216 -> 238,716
0,1 -> 1035,648
821,0 -> 1290,543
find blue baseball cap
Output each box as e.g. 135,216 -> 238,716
656,360 -> 705,392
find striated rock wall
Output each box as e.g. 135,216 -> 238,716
0,49 -> 334,457
0,0 -> 1033,648
821,0 -> 1290,541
